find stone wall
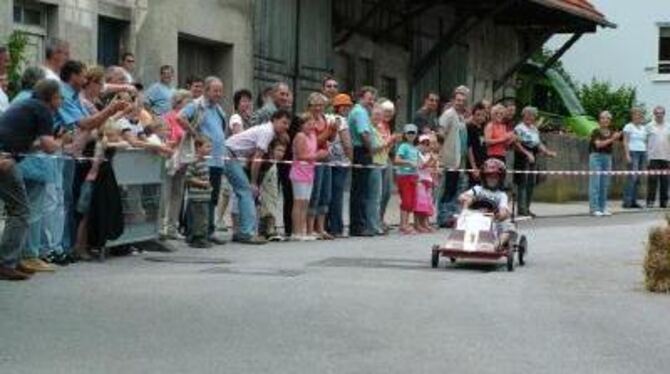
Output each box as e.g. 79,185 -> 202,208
533,133 -> 631,202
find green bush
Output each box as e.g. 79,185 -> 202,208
578,79 -> 638,129
5,31 -> 29,98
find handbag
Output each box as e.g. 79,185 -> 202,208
19,153 -> 55,183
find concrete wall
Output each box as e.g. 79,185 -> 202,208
134,0 -> 254,103
1,0 -> 254,109
547,0 -> 670,108
534,134 -> 630,202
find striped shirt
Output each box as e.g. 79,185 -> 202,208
186,159 -> 212,201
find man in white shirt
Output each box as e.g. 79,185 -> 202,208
438,89 -> 468,227
42,38 -> 70,82
0,46 -> 9,113
646,106 -> 670,208
120,52 -> 135,84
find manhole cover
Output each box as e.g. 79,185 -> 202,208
201,267 -> 304,277
144,256 -> 232,264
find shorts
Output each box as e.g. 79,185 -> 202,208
396,174 -> 418,213
292,182 -> 313,200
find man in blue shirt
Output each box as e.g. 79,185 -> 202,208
347,86 -> 377,236
178,77 -> 232,245
0,80 -> 61,280
145,65 -> 175,116
51,60 -> 127,262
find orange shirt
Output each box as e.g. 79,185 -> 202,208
487,121 -> 510,157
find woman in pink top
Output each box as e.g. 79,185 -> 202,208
160,89 -> 193,239
290,114 -> 329,241
484,104 -> 517,162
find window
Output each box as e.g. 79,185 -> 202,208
381,76 -> 398,101
358,57 -> 374,87
659,27 -> 670,74
13,1 -> 46,27
97,16 -> 130,67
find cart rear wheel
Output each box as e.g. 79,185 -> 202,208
450,257 -> 457,263
506,250 -> 515,272
518,236 -> 527,266
431,246 -> 439,268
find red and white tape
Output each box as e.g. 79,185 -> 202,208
3,151 -> 668,176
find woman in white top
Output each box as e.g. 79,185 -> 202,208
622,107 -> 648,209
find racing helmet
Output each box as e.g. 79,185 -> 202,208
480,158 -> 506,189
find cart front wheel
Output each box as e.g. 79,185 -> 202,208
506,251 -> 515,272
431,246 -> 440,268
450,257 -> 457,264
518,236 -> 527,266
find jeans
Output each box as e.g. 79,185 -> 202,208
350,146 -> 371,234
308,165 -> 332,216
366,168 -> 383,233
589,153 -> 612,213
327,166 -> 349,235
43,159 -> 64,254
0,163 -> 30,268
623,151 -> 646,206
162,169 -> 185,234
647,159 -> 669,207
208,166 -> 224,236
186,200 -> 209,243
278,163 -> 293,236
514,151 -> 538,215
380,164 -> 393,222
222,157 -> 257,237
23,180 -> 46,259
438,170 -> 462,225
62,158 -> 76,253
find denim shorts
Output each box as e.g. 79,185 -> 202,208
292,182 -> 313,200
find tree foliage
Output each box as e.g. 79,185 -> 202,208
578,79 -> 638,129
5,31 -> 29,97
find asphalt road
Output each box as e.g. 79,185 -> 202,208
1,212 -> 669,374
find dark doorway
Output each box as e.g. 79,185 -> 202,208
97,16 -> 129,67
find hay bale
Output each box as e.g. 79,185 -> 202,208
644,215 -> 670,293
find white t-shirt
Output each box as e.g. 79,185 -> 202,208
646,121 -> 670,161
0,87 -> 9,113
42,66 -> 61,82
463,185 -> 509,213
117,117 -> 143,137
225,122 -> 275,158
229,113 -> 245,135
623,123 -> 648,152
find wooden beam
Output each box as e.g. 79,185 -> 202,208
541,32 -> 583,73
334,0 -> 386,46
412,0 -> 516,81
493,33 -> 551,92
374,2 -> 435,40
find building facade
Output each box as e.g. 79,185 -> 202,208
548,0 -> 670,108
2,0 -> 610,120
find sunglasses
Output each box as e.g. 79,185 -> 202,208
405,131 -> 417,135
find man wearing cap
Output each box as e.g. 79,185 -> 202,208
327,93 -> 354,237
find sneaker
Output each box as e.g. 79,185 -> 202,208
299,235 -> 318,242
591,211 -> 604,217
208,236 -> 227,246
0,266 -> 31,281
236,235 -> 267,245
268,235 -> 284,242
19,258 -> 56,273
189,240 -> 212,249
602,210 -> 613,216
16,263 -> 36,275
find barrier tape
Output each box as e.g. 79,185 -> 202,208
3,151 -> 670,176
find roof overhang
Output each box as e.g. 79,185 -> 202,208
529,0 -> 617,28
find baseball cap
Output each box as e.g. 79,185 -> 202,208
404,124 -> 418,134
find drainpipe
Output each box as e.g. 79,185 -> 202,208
292,0 -> 302,114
